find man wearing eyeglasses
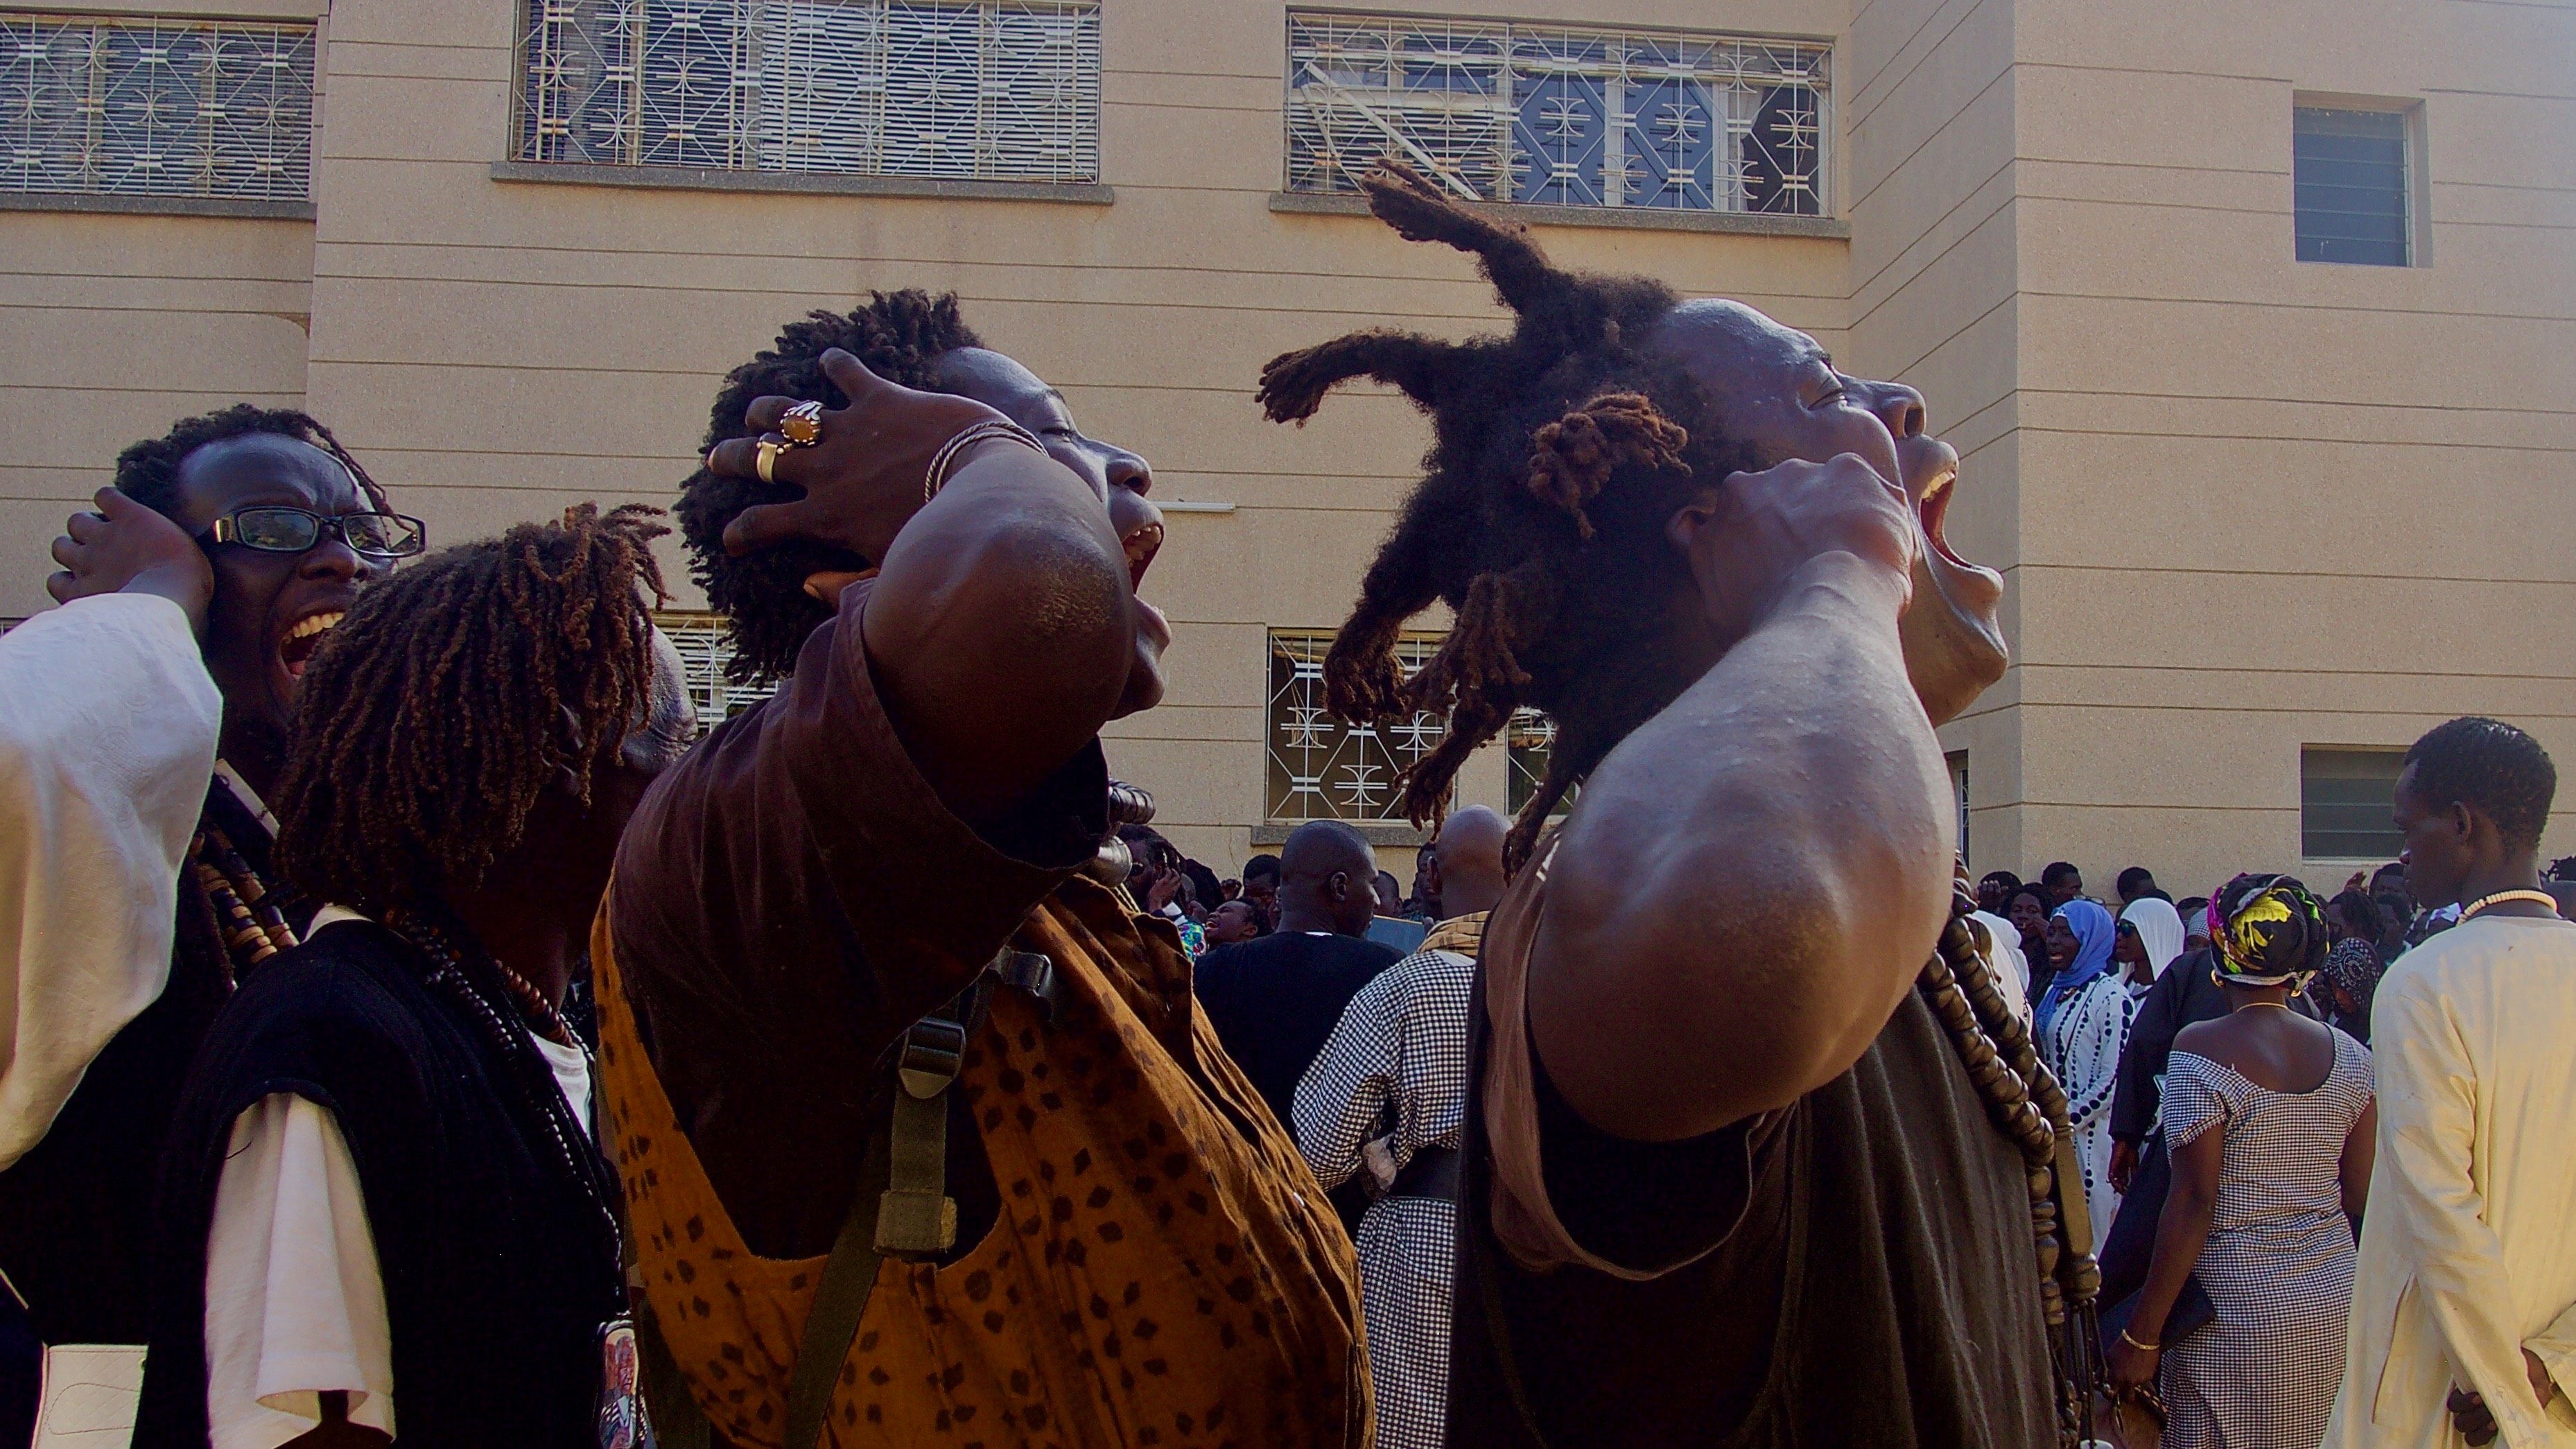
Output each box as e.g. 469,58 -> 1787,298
0,406 -> 417,1439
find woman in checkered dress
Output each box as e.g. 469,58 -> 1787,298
2105,874 -> 2379,1449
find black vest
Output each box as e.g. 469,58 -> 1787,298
134,921 -> 623,1448
0,779 -> 285,1345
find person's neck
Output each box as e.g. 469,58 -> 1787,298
2226,985 -> 2297,1014
444,878 -> 591,1006
1442,883 -> 1503,921
1273,904 -> 1350,937
216,723 -> 284,806
2454,852 -> 2550,917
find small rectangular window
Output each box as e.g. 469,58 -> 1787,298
2301,747 -> 2406,860
2294,106 -> 2410,266
0,12 -> 316,202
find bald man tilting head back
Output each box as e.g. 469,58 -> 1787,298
1194,821 -> 1402,1129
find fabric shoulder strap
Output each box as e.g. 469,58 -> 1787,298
638,944 -> 1057,1449
779,1128 -> 895,1449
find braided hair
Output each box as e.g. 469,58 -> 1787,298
114,403 -> 389,516
271,504 -> 669,915
675,293 -> 984,684
1258,161 -> 1764,868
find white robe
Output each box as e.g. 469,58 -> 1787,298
0,593 -> 219,1168
2326,912 -> 2576,1448
2044,969 -> 2139,1244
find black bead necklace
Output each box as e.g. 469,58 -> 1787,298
384,909 -> 622,1267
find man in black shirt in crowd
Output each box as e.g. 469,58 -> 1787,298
1194,819 -> 1402,1127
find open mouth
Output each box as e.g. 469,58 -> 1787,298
1122,520 -> 1165,592
278,609 -> 344,679
1917,467 -> 1972,570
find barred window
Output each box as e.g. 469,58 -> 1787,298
657,611 -> 781,737
1506,712 -> 1574,820
1285,10 -> 1828,216
1,12 -> 314,201
1267,630 -> 1565,826
1268,632 -> 1446,824
516,0 -> 1100,184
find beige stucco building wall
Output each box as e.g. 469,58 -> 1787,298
4,0 -> 2570,892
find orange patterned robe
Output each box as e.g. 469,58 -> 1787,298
593,877 -> 1372,1449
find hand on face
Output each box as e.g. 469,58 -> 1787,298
49,486 -> 215,632
708,348 -> 1011,567
1646,300 -> 2007,723
1671,451 -> 1919,644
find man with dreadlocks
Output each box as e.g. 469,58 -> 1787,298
595,297 -> 1366,1446
0,408 -> 415,1390
1261,162 -> 2065,1446
135,503 -> 692,1448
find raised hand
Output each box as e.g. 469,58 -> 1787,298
48,487 -> 215,636
1675,452 -> 1921,646
705,347 -> 1013,568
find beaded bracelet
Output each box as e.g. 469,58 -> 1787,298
923,419 -> 1047,503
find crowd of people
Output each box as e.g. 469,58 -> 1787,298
0,159 -> 2571,1449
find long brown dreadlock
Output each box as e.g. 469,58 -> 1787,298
272,504 -> 669,916
1259,161 -> 1763,869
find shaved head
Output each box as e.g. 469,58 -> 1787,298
1431,806 -> 1509,919
1277,820 -> 1380,936
1282,819 -> 1375,882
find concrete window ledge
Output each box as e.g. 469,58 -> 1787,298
492,160 -> 1113,205
0,191 -> 314,220
1249,822 -> 1429,847
1269,190 -> 1850,239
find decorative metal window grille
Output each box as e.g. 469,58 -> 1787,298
1506,711 -> 1572,819
515,0 -> 1100,183
1285,10 -> 1827,216
1267,630 -> 1565,825
1268,632 -> 1445,824
657,611 -> 781,737
1,12 -> 313,200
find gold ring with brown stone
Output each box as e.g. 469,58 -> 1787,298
779,399 -> 824,447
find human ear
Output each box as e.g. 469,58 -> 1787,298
1664,492 -> 1724,555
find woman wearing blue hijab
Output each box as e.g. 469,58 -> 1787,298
2038,898 -> 2130,1237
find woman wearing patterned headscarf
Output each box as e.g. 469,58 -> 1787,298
2106,874 -> 2376,1449
2310,889 -> 2388,1045
2039,897 -> 2130,1236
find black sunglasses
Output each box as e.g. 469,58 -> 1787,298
201,505 -> 427,560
